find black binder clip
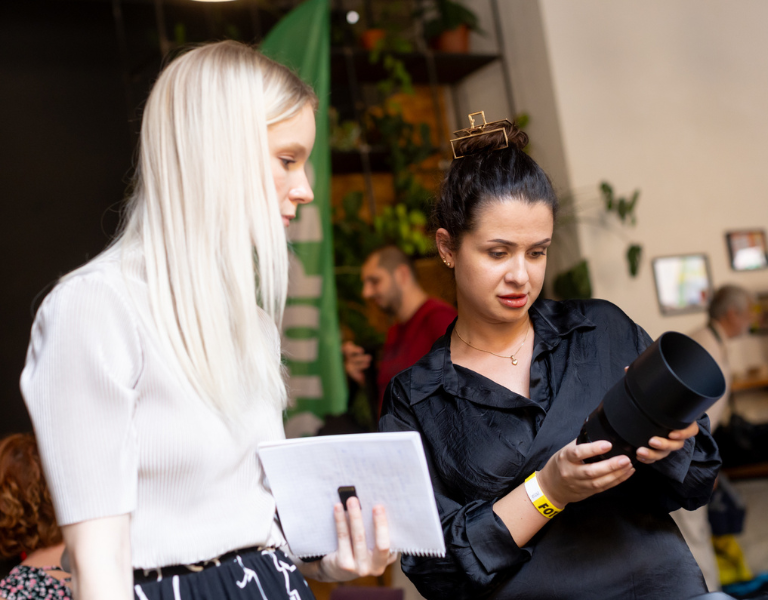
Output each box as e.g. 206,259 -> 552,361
338,485 -> 359,510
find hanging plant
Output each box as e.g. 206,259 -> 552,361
599,181 -> 643,277
368,109 -> 435,216
553,180 -> 644,300
373,203 -> 431,256
369,35 -> 414,97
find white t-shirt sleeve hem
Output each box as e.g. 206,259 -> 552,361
21,271 -> 142,526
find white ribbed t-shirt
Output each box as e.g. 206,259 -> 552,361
20,244 -> 287,569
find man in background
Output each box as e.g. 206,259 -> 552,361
673,284 -> 754,591
343,246 -> 456,419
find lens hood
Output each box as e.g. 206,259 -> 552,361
578,331 -> 726,463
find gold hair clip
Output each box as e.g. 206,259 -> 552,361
450,111 -> 514,159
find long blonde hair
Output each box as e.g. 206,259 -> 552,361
118,41 -> 316,415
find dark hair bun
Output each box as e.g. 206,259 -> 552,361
451,120 -> 528,159
434,117 -> 557,251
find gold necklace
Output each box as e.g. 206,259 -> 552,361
454,320 -> 530,366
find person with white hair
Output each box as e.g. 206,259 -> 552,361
20,41 -> 395,600
672,283 -> 754,591
689,285 -> 754,429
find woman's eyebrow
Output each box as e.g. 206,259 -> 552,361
487,238 -> 552,246
278,143 -> 309,158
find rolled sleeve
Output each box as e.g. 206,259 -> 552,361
20,272 -> 142,525
380,379 -> 529,599
464,501 -> 528,573
650,437 -> 695,484
644,415 -> 721,512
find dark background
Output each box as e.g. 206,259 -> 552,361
0,0 -> 283,437
1,1 -> 133,436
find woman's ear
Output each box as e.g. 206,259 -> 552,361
435,229 -> 454,268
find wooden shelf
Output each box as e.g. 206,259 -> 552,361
732,375 -> 768,393
331,48 -> 499,86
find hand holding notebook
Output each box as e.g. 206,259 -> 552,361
258,432 -> 446,559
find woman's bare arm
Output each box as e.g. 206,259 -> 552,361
494,419 -> 701,549
493,440 -> 634,547
61,514 -> 132,600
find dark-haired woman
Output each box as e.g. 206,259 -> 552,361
379,120 -> 719,599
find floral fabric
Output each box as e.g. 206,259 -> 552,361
0,565 -> 71,600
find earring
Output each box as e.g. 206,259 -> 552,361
442,257 -> 452,268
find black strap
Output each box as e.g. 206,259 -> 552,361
132,546 -> 269,584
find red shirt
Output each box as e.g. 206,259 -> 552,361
377,297 -> 457,414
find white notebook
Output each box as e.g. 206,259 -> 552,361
258,431 -> 446,559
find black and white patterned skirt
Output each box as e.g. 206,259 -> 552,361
133,548 -> 316,600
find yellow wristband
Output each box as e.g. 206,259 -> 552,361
524,472 -> 562,519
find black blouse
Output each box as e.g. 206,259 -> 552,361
379,299 -> 720,600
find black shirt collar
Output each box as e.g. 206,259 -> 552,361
408,298 -> 596,405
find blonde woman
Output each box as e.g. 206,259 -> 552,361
21,42 -> 394,600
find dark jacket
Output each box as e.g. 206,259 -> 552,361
379,299 -> 720,600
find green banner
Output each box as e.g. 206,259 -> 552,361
261,0 -> 347,423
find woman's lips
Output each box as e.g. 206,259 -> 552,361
498,294 -> 528,309
282,215 -> 294,227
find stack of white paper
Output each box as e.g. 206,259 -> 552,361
259,432 -> 446,559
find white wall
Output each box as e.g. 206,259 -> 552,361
458,0 -> 583,289
464,0 -> 768,371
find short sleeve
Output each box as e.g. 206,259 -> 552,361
20,271 -> 142,525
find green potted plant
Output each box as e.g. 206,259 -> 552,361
553,181 -> 643,300
361,28 -> 387,51
360,1 -> 409,50
422,0 -> 483,53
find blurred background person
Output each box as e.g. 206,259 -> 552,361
0,433 -> 71,599
672,283 -> 754,591
343,246 -> 456,420
689,284 -> 754,430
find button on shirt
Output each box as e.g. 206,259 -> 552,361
380,299 -> 720,600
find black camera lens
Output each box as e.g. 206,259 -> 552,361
577,331 -> 726,464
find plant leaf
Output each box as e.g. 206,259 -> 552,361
626,244 -> 642,277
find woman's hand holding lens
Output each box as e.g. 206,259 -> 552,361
537,439 -> 636,508
317,498 -> 399,582
636,421 -> 699,464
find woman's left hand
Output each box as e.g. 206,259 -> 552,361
636,421 -> 699,464
315,497 -> 399,582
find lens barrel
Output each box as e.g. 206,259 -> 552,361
578,331 -> 726,464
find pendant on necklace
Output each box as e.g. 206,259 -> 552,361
511,356 -> 519,366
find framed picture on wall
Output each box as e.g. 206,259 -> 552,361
652,254 -> 713,316
725,230 -> 768,271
